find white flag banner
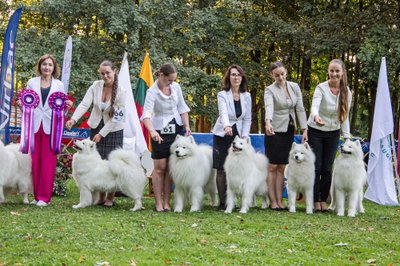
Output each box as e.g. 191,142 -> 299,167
365,57 -> 399,206
61,36 -> 72,93
119,52 -> 148,156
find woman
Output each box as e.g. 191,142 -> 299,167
212,64 -> 252,210
66,60 -> 126,207
307,59 -> 352,212
25,54 -> 71,207
141,63 -> 191,212
264,62 -> 308,210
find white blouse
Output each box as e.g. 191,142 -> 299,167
140,81 -> 190,130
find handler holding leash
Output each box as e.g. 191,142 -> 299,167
307,59 -> 352,213
264,61 -> 308,211
66,60 -> 126,207
141,63 -> 191,212
212,64 -> 252,211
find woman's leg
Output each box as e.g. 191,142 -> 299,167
308,128 -> 323,211
275,164 -> 286,209
267,163 -> 279,209
152,158 -> 168,212
320,131 -> 340,210
216,169 -> 227,209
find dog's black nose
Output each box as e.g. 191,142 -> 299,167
175,150 -> 180,155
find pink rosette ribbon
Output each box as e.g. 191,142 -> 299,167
19,89 -> 40,154
48,91 -> 68,155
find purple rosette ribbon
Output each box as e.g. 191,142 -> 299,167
19,89 -> 40,154
48,91 -> 68,155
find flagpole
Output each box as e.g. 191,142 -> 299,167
390,133 -> 400,199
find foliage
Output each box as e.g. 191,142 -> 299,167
1,0 -> 400,138
53,153 -> 73,197
1,184 -> 400,265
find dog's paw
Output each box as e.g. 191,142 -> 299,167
130,207 -> 141,212
174,208 -> 183,213
72,204 -> 81,209
224,209 -> 232,214
190,208 -> 200,212
239,209 -> 248,214
347,212 -> 356,218
337,212 -> 344,217
289,208 -> 296,213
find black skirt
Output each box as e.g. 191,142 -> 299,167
151,119 -> 183,160
264,123 -> 295,165
212,124 -> 239,170
90,119 -> 123,160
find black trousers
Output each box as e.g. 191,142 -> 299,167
307,126 -> 340,202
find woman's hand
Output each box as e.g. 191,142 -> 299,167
65,119 -> 76,130
224,126 -> 233,136
314,115 -> 325,126
150,130 -> 164,144
265,120 -> 275,136
92,134 -> 102,143
184,126 -> 192,136
301,129 -> 308,143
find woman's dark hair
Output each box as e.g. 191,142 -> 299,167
99,60 -> 118,118
36,54 -> 60,78
329,59 -> 349,124
222,64 -> 248,92
153,63 -> 177,77
270,61 -> 286,73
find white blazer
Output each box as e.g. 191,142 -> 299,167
71,80 -> 126,137
212,90 -> 252,137
26,76 -> 65,134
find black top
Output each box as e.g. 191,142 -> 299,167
41,87 -> 50,105
234,99 -> 242,118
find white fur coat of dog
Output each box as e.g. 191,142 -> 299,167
224,136 -> 269,214
0,140 -> 32,204
169,135 -> 217,212
329,140 -> 367,217
72,139 -> 146,211
285,142 -> 315,214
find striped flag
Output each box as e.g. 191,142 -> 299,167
134,52 -> 154,146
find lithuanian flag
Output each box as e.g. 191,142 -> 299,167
134,53 -> 154,146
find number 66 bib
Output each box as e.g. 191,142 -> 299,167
161,123 -> 176,134
112,107 -> 126,123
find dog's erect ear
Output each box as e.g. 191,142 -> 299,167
189,135 -> 196,144
175,135 -> 182,141
245,136 -> 251,144
355,139 -> 361,147
304,142 -> 310,150
292,142 -> 296,149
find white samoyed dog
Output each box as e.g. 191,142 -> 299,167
329,140 -> 367,217
285,142 -> 316,214
0,140 -> 32,204
72,139 -> 146,211
169,135 -> 217,212
224,136 -> 269,214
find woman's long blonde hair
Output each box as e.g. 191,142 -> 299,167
330,59 -> 349,123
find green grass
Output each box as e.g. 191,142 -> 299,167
1,180 -> 399,265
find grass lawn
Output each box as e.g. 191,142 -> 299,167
1,180 -> 399,265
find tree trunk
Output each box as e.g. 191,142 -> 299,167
350,57 -> 360,135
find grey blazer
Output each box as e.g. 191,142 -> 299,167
264,81 -> 307,132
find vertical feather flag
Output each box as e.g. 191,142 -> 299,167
119,52 -> 148,156
0,8 -> 22,144
134,52 -> 154,147
365,57 -> 399,206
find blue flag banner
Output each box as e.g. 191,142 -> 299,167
0,8 -> 22,144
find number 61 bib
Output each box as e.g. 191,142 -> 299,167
161,123 -> 176,134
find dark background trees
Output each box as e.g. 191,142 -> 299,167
1,0 -> 399,139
